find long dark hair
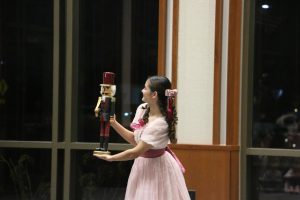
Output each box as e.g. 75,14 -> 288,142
142,76 -> 178,144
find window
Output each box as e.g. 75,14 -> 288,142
0,0 -> 53,141
0,0 -> 169,199
75,0 -> 159,143
242,0 -> 300,199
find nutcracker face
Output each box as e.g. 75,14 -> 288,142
100,85 -> 116,97
101,85 -> 113,96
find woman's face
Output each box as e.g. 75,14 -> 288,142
141,80 -> 154,103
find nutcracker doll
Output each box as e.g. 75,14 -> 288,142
93,72 -> 116,155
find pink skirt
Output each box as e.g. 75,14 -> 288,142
125,152 -> 190,200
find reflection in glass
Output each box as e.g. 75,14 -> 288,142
76,0 -> 159,142
248,155 -> 300,200
71,150 -> 133,200
253,113 -> 300,149
0,0 -> 53,141
0,148 -> 51,199
252,0 -> 300,149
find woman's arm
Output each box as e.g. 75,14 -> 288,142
110,115 -> 136,145
93,141 -> 152,161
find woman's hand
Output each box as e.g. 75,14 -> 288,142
110,115 -> 116,126
93,153 -> 113,162
93,141 -> 152,162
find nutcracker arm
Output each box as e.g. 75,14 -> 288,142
110,97 -> 116,116
94,97 -> 102,117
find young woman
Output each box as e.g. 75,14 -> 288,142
94,76 -> 190,200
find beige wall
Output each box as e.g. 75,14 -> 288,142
177,0 -> 216,144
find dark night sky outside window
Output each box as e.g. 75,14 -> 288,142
252,0 -> 300,149
248,1 -> 300,199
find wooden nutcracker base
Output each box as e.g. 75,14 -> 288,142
93,150 -> 111,155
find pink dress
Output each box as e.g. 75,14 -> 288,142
125,103 -> 190,200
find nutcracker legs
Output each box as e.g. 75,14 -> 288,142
96,120 -> 111,153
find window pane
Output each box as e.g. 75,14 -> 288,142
247,155 -> 300,200
0,148 -> 51,199
71,150 -> 133,200
76,0 -> 158,142
58,0 -> 66,142
252,0 -> 300,149
57,150 -> 64,200
0,0 -> 53,141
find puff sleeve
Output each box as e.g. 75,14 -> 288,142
131,103 -> 147,124
140,118 -> 169,149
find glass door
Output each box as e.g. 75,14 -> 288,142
242,0 -> 300,199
